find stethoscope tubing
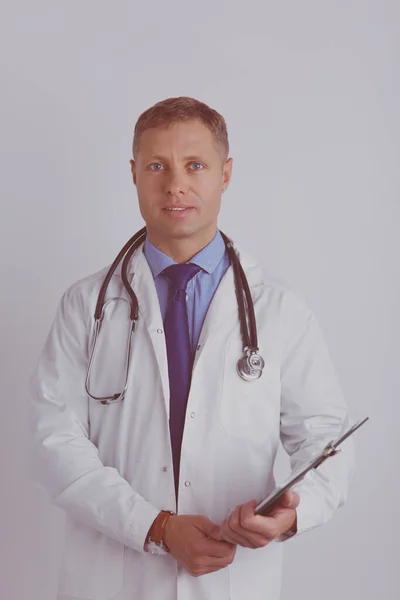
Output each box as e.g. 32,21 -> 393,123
86,227 -> 263,403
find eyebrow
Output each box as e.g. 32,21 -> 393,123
149,155 -> 206,162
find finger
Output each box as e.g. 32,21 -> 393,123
221,511 -> 273,549
201,536 -> 236,558
219,529 -> 258,550
238,502 -> 274,537
279,491 -> 300,509
190,564 -> 228,577
239,504 -> 273,546
207,524 -> 223,541
208,544 -> 237,563
240,499 -> 258,523
195,517 -> 235,547
197,517 -> 225,539
238,504 -> 277,546
202,555 -> 235,568
221,526 -> 256,548
291,491 -> 300,507
220,512 -> 256,548
220,523 -> 253,547
228,505 -> 242,530
223,507 -> 264,548
188,553 -> 236,575
218,532 -> 239,546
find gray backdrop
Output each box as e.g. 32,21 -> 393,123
1,1 -> 398,598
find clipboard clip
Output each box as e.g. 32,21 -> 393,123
304,416 -> 369,469
312,442 -> 341,468
253,416 -> 369,517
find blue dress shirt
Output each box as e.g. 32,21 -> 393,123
143,230 -> 230,355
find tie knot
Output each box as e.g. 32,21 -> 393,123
162,263 -> 201,291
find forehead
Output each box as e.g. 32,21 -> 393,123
138,120 -> 218,157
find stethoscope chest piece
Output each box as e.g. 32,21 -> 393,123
236,349 -> 265,381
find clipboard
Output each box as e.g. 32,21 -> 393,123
254,417 -> 369,517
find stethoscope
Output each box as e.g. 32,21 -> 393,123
85,226 -> 265,405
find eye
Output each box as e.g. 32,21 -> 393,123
149,163 -> 164,171
189,163 -> 204,171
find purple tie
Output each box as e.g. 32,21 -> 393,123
162,263 -> 201,497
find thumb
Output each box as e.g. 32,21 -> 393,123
208,524 -> 223,540
281,491 -> 300,509
198,517 -> 222,540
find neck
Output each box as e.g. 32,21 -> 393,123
147,226 -> 218,263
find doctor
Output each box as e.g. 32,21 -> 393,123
29,96 -> 354,600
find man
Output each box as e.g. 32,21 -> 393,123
29,96 -> 354,600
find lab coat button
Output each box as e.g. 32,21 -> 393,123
184,481 -> 191,487
196,344 -> 201,351
190,412 -> 195,418
161,466 -> 168,472
157,329 -> 163,334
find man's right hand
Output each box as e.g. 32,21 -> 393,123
163,514 -> 236,577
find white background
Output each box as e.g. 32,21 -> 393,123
0,1 -> 399,598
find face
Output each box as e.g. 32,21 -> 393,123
130,120 -> 232,248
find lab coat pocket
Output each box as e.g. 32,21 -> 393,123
58,518 -> 124,599
220,337 -> 281,445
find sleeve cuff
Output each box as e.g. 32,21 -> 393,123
124,500 -> 161,553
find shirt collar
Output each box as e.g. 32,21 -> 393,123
143,229 -> 227,279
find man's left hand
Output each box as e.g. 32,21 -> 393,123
215,491 -> 300,549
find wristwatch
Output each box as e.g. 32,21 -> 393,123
145,510 -> 175,556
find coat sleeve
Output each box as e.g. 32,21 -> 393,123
28,284 -> 160,553
277,290 -> 355,540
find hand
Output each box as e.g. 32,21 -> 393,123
216,491 -> 300,549
163,514 -> 237,577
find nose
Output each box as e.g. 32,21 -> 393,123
165,170 -> 188,196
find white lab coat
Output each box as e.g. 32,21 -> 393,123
29,240 -> 354,600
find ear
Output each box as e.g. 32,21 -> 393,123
130,159 -> 137,186
222,157 -> 233,192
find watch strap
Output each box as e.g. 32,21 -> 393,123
145,510 -> 175,554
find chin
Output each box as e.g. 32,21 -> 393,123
149,221 -> 204,240
165,226 -> 199,240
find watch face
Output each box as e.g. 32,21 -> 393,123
147,541 -> 168,556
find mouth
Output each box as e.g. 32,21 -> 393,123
162,206 -> 194,217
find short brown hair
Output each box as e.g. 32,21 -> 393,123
132,96 -> 229,160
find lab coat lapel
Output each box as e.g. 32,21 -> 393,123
194,263 -> 236,362
193,246 -> 262,368
193,246 -> 259,368
126,245 -> 171,416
